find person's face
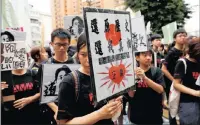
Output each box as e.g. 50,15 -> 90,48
174,33 -> 187,45
72,19 -> 79,37
158,46 -> 164,52
39,48 -> 48,62
136,51 -> 152,66
51,37 -> 70,54
1,34 -> 9,42
56,71 -> 65,84
152,39 -> 161,47
78,45 -> 90,68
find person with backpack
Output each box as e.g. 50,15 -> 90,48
1,69 -> 40,125
35,28 -> 75,124
126,50 -> 165,125
173,38 -> 200,125
56,32 -> 122,124
161,28 -> 187,125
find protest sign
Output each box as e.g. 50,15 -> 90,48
83,8 -> 135,104
1,41 -> 28,71
1,29 -> 26,42
162,22 -> 177,44
40,64 -> 80,104
64,15 -> 84,45
131,16 -> 148,52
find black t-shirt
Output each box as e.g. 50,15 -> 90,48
129,67 -> 165,124
174,58 -> 200,103
2,70 -> 40,124
57,70 -> 113,124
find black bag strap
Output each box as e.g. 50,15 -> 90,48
71,70 -> 80,102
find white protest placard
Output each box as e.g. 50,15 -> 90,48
1,29 -> 26,42
40,64 -> 80,104
1,41 -> 28,71
131,16 -> 148,52
64,16 -> 84,45
83,8 -> 135,104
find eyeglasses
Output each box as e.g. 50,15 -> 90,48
54,43 -> 69,48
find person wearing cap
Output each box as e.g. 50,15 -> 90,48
150,34 -> 164,67
161,28 -> 187,125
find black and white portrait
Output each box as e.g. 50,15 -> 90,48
40,64 -> 80,104
1,31 -> 15,42
64,16 -> 84,39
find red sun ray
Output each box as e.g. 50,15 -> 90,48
126,63 -> 132,68
122,81 -> 126,87
100,80 -> 110,87
101,76 -> 110,81
112,84 -> 116,93
108,81 -> 113,89
120,60 -> 123,65
97,72 -> 108,74
126,74 -> 133,76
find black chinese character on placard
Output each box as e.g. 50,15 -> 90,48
139,34 -> 147,47
119,39 -> 123,52
91,18 -> 99,34
132,33 -> 138,50
108,40 -> 114,53
95,40 -> 103,56
125,19 -> 129,32
127,38 -> 132,49
44,82 -> 57,96
115,19 -> 120,32
104,18 -> 110,33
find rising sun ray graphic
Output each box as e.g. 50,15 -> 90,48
98,60 -> 133,93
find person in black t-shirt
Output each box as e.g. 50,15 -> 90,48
1,69 -> 40,125
35,28 -> 75,124
173,38 -> 200,125
150,34 -> 164,67
56,32 -> 123,124
161,28 -> 187,125
126,50 -> 165,125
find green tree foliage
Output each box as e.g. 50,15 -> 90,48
125,0 -> 192,35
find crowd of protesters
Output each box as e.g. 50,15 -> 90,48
1,27 -> 200,125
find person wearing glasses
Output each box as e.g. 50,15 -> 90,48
35,28 -> 75,124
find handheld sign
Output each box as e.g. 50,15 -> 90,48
83,7 -> 135,105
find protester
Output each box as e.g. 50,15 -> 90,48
150,34 -> 164,67
30,46 -> 48,72
125,50 -> 165,125
56,32 -> 122,124
1,69 -> 40,124
173,37 -> 200,125
36,28 -> 75,124
161,28 -> 187,125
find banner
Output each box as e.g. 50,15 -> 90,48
162,22 -> 177,44
1,41 -> 28,71
64,16 -> 84,45
83,8 -> 135,104
131,16 -> 148,52
40,64 -> 80,104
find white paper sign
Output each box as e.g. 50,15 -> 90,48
1,41 -> 28,71
131,16 -> 148,52
40,64 -> 80,104
1,29 -> 26,42
84,8 -> 135,103
64,16 -> 84,44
